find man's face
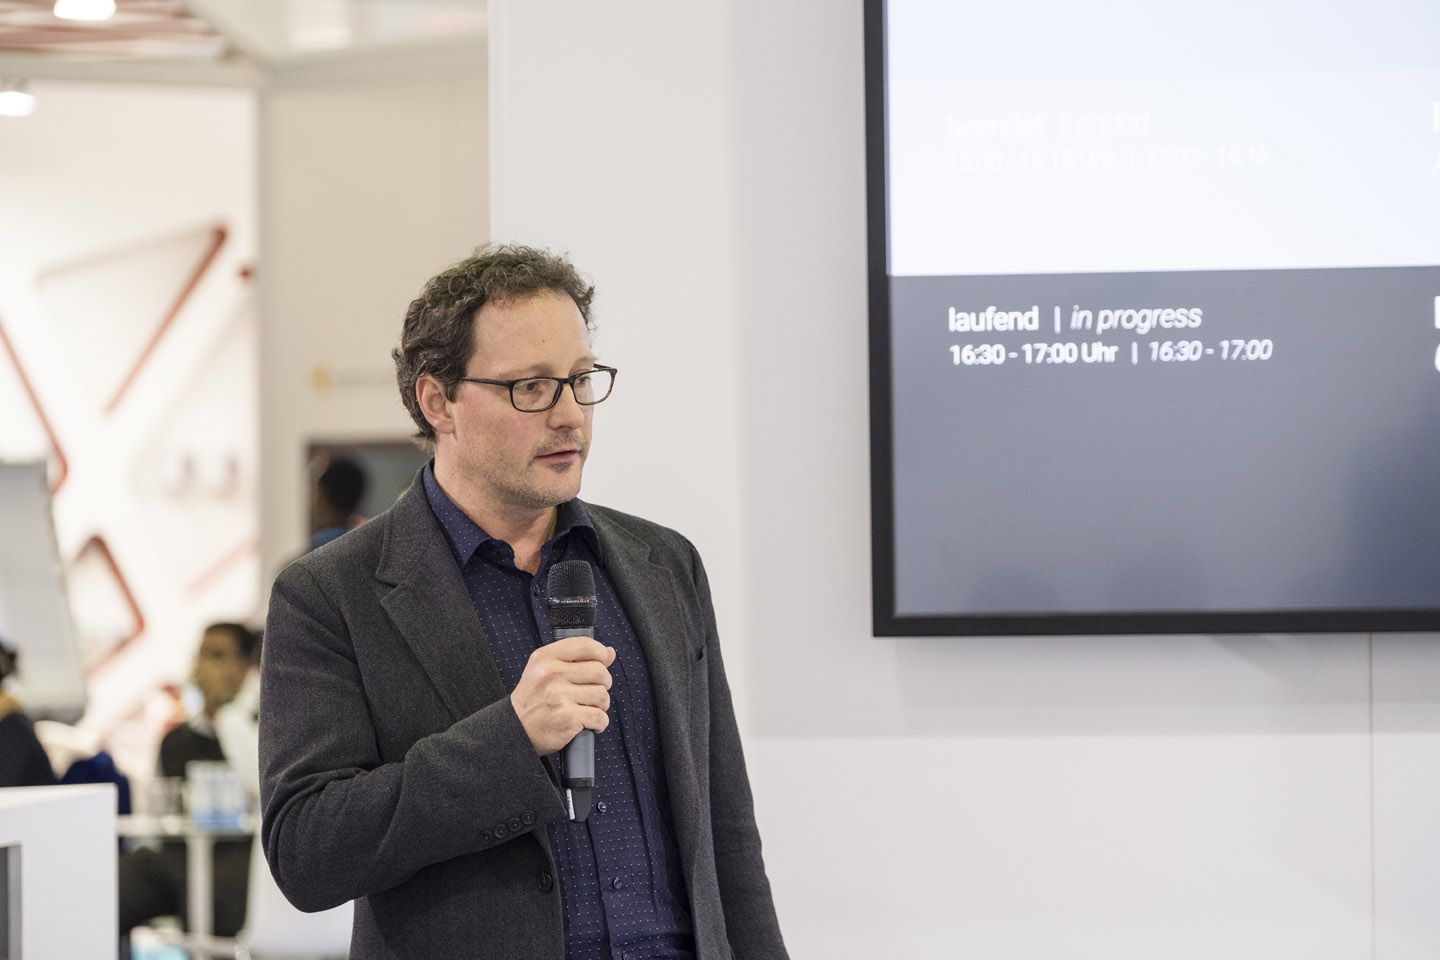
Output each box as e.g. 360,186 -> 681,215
193,628 -> 249,713
442,291 -> 596,514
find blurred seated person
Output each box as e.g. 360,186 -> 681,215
118,622 -> 259,940
214,626 -> 263,807
0,640 -> 57,788
309,455 -> 367,551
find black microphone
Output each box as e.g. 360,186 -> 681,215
545,560 -> 598,822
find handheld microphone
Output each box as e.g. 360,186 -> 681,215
545,560 -> 597,822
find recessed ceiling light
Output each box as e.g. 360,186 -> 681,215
53,0 -> 117,22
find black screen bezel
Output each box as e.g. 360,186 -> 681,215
863,0 -> 1440,637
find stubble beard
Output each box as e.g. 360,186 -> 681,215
485,434 -> 589,511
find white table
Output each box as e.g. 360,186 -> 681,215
117,812 -> 254,950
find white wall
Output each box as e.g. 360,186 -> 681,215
257,43 -> 489,583
490,2 -> 1440,957
0,82 -> 258,776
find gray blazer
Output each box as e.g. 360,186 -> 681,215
259,476 -> 787,960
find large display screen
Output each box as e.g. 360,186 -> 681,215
866,0 -> 1440,635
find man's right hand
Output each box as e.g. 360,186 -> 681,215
510,636 -> 615,756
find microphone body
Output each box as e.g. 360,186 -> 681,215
545,561 -> 598,822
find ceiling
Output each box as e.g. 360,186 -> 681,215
0,0 -> 226,60
0,0 -> 486,83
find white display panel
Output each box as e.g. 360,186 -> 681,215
0,462 -> 84,716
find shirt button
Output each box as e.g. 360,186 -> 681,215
611,876 -> 625,890
595,801 -> 608,814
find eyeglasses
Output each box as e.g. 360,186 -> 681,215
457,364 -> 618,413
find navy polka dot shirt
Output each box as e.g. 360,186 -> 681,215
423,465 -> 696,960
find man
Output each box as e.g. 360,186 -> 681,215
260,245 -> 787,960
308,455 -> 367,551
121,622 -> 259,940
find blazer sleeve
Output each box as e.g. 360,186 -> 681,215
259,560 -> 566,912
685,539 -> 790,960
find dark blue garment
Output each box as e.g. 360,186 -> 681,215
308,526 -> 348,551
0,711 -> 56,788
60,749 -> 131,814
422,465 -> 695,960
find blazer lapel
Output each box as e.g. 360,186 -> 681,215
371,475 -> 559,863
589,508 -> 701,833
376,477 -> 509,723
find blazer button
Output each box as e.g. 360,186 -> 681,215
507,817 -> 523,833
481,831 -> 493,845
494,824 -> 508,839
537,871 -> 554,893
521,811 -> 536,826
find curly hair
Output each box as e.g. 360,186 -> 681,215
392,244 -> 596,444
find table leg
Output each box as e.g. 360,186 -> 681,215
186,832 -> 214,949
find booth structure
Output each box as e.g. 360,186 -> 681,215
0,784 -> 116,959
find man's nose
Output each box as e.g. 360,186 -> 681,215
547,382 -> 586,427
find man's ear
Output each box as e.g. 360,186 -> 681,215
416,375 -> 455,436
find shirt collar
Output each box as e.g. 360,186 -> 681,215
186,712 -> 217,738
422,461 -> 600,567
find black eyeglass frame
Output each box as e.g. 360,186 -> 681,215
456,364 -> 618,413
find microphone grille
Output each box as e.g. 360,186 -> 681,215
547,560 -> 597,628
